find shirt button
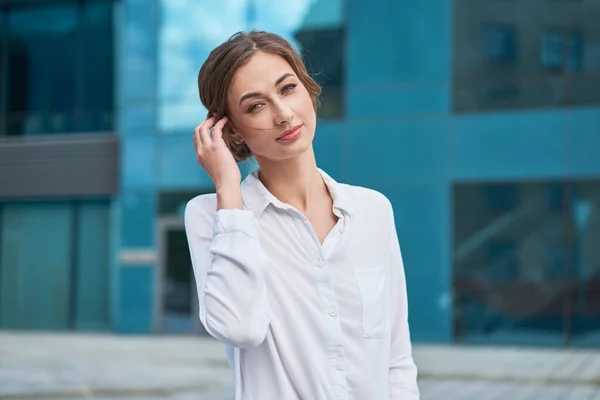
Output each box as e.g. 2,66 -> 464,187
328,309 -> 337,317
316,259 -> 325,268
335,362 -> 344,371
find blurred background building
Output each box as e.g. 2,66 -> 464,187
0,0 -> 598,349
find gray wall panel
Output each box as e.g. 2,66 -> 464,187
0,134 -> 119,199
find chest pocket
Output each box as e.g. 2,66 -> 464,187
353,266 -> 391,338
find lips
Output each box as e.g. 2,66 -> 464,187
277,124 -> 303,141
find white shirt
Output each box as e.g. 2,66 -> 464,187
185,169 -> 419,400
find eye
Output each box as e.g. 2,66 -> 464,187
281,83 -> 297,94
247,103 -> 264,113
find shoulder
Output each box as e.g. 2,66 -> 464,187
186,193 -> 217,212
184,193 -> 217,229
341,183 -> 393,213
336,183 -> 396,228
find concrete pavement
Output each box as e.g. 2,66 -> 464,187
1,332 -> 599,399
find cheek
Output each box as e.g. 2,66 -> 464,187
239,125 -> 272,150
297,90 -> 316,120
231,115 -> 267,140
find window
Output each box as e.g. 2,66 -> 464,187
547,182 -> 578,211
453,180 -> 600,346
486,240 -> 518,281
453,1 -> 599,112
295,27 -> 345,119
541,29 -> 583,72
484,25 -> 516,63
484,183 -> 518,211
483,82 -> 519,102
294,0 -> 345,119
1,0 -> 114,136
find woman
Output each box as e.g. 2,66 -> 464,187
185,31 -> 419,400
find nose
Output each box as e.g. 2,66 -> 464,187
273,99 -> 293,126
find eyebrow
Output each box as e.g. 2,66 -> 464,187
238,73 -> 295,106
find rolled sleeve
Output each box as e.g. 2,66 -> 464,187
213,209 -> 259,238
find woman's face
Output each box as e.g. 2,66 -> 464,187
226,52 -> 316,162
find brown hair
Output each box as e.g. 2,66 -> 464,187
197,31 -> 321,162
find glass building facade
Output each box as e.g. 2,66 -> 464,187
0,0 -> 598,347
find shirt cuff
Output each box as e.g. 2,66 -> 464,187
212,209 -> 258,238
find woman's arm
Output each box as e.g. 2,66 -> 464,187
185,196 -> 270,348
387,203 -> 420,399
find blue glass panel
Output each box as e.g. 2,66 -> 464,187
116,266 -> 154,333
158,133 -> 214,190
74,200 -> 111,330
0,202 -> 73,330
343,120 -> 447,186
121,133 -> 158,188
373,182 -> 451,342
120,189 -> 157,248
120,0 -> 157,102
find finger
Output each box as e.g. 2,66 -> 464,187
199,116 -> 217,147
193,123 -> 204,152
193,123 -> 203,141
211,117 -> 229,142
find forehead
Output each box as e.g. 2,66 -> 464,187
229,52 -> 294,95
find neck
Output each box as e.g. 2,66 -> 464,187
255,146 -> 326,213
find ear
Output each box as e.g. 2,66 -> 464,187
228,127 -> 245,144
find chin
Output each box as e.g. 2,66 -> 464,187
278,142 -> 313,161
291,129 -> 314,150
261,139 -> 313,162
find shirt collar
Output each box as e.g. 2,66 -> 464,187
241,168 -> 356,218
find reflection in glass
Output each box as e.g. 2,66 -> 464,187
453,181 -> 600,347
541,29 -> 582,73
453,0 -> 600,112
484,25 -> 516,64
